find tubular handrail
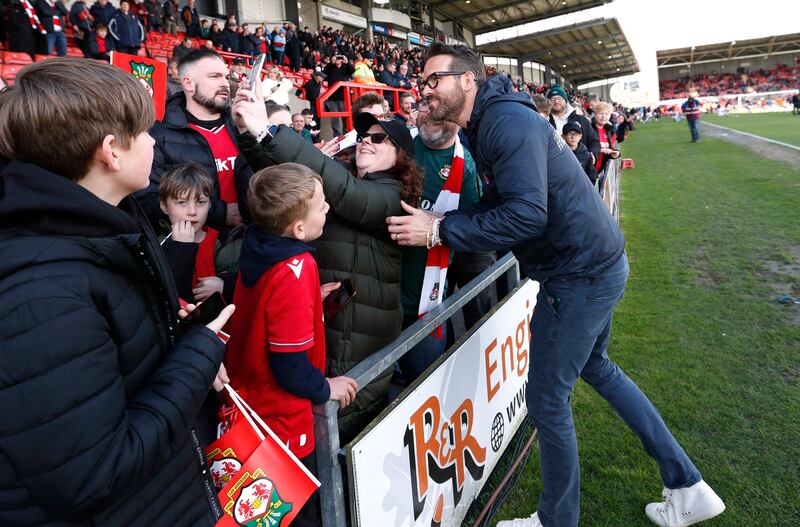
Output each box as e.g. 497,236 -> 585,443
315,81 -> 416,132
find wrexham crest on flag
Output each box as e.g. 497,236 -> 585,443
224,470 -> 292,526
130,60 -> 154,86
209,454 -> 243,489
130,60 -> 155,97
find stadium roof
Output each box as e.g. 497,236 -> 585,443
657,32 -> 800,67
476,17 -> 639,84
432,0 -> 611,35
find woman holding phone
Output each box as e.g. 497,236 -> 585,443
232,79 -> 422,444
262,65 -> 293,106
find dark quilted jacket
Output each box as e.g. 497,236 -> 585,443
135,92 -> 253,230
237,128 -> 403,444
0,160 -> 225,526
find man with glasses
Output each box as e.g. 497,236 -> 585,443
547,84 -> 600,163
388,43 -> 725,527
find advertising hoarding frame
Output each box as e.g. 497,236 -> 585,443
347,280 -> 538,527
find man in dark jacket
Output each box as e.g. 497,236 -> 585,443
548,84 -> 600,162
5,0 -> 42,59
377,60 -> 400,87
143,0 -> 161,32
89,0 -> 115,26
68,0 -> 93,55
396,62 -> 413,88
388,44 -> 725,527
323,54 -> 355,136
108,0 -> 144,54
285,32 -> 304,72
297,70 -> 325,120
35,0 -> 68,56
0,57 -> 234,527
162,0 -> 177,35
171,34 -> 193,61
219,20 -> 239,53
181,0 -> 198,37
137,48 -> 252,231
238,23 -> 255,56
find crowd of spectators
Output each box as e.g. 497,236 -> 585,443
660,62 -> 800,99
0,3 -> 645,522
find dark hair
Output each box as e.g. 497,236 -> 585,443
423,43 -> 486,88
390,147 -> 422,206
177,47 -> 223,74
264,101 -> 290,119
301,108 -> 313,115
351,92 -> 386,120
158,162 -> 214,202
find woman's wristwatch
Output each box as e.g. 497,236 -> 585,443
255,122 -> 279,143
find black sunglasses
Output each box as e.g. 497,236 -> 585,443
417,71 -> 466,90
357,131 -> 389,144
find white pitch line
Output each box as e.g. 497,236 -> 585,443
701,120 -> 800,152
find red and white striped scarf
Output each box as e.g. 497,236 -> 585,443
21,0 -> 47,34
47,0 -> 63,31
417,134 -> 464,336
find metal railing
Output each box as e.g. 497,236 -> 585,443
313,252 -> 521,527
315,81 -> 416,132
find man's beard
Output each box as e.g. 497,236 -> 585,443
193,87 -> 229,113
427,86 -> 465,122
418,122 -> 455,149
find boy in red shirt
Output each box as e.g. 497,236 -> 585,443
225,162 -> 358,527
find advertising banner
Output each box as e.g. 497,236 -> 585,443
110,52 -> 166,120
349,280 -> 538,526
321,4 -> 367,29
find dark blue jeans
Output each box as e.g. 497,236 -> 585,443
688,118 -> 700,142
46,31 -> 67,56
527,254 -> 701,527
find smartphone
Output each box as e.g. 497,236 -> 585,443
248,53 -> 267,91
179,292 -> 227,331
410,101 -> 419,111
323,278 -> 356,318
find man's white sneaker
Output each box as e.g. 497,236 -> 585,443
645,480 -> 725,527
496,511 -> 543,527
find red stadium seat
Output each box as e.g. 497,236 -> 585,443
1,64 -> 25,83
66,47 -> 84,58
35,54 -> 53,62
3,52 -> 33,65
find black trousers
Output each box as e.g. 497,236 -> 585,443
291,452 -> 321,526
